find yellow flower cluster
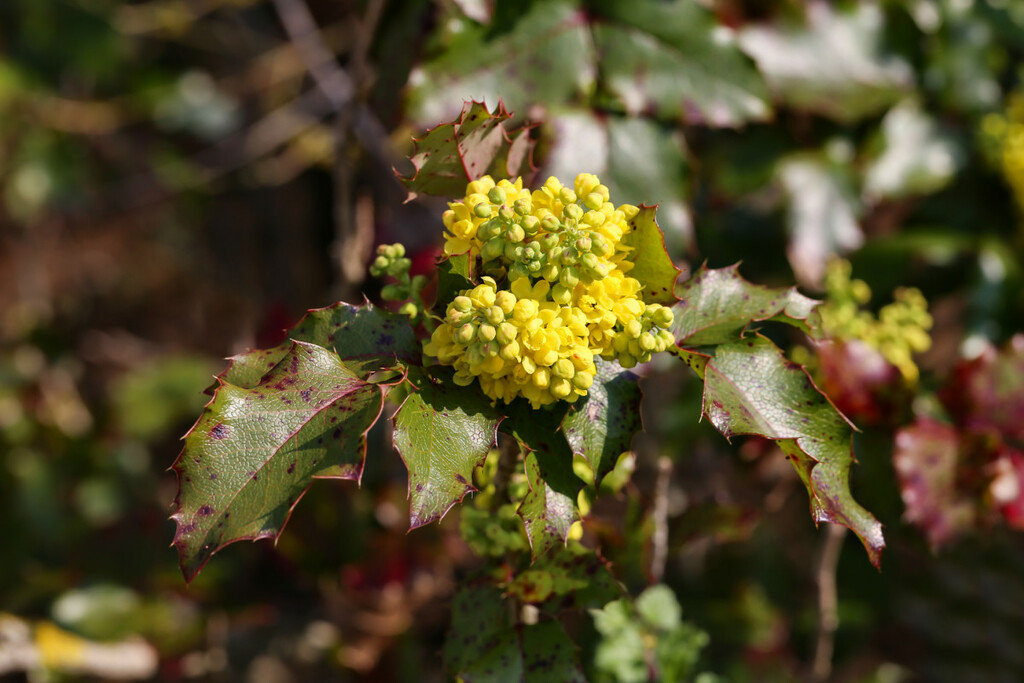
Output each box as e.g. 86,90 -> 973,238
981,94 -> 1024,213
819,259 -> 932,382
426,174 -> 676,408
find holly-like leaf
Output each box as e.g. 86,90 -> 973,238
671,264 -> 823,347
217,301 -> 420,390
399,100 -> 536,201
589,0 -> 771,126
408,0 -> 769,131
444,583 -> 586,682
738,2 -> 912,123
172,342 -> 384,581
433,253 -> 473,312
543,112 -> 693,256
502,401 -> 581,558
392,370 -> 501,528
562,358 -> 642,485
892,418 -> 976,550
620,206 -> 681,305
687,335 -> 884,566
406,3 -> 593,127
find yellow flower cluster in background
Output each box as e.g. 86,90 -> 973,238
818,259 -> 932,382
425,174 -> 676,408
981,94 -> 1024,213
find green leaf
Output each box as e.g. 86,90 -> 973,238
695,335 -> 884,566
738,3 -> 912,123
408,0 -> 769,131
407,3 -> 592,126
502,401 -> 581,558
543,112 -> 693,255
433,253 -> 474,312
620,206 -> 681,305
777,154 -> 863,288
589,0 -> 770,126
392,370 -> 501,528
217,301 -> 420,390
400,99 -> 536,201
444,583 -> 586,682
562,358 -> 642,485
671,264 -> 823,347
172,342 -> 384,581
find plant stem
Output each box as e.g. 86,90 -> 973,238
650,456 -> 672,584
810,523 -> 847,683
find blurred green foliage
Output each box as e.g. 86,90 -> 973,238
3,0 -> 1024,680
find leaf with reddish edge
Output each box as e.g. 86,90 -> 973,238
213,301 -> 420,392
562,358 -> 642,486
892,418 -> 976,549
392,369 -> 501,528
620,206 -> 682,305
399,100 -> 536,201
680,335 -> 884,567
172,341 -> 384,581
502,401 -> 581,559
444,582 -> 586,682
671,264 -> 823,347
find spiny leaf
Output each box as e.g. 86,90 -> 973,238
172,341 -> 384,581
408,0 -> 770,129
392,369 -> 501,528
562,358 -> 642,486
216,301 -> 420,391
502,401 -> 581,559
671,264 -> 823,347
687,335 -> 884,566
519,451 -> 579,560
406,3 -> 593,127
444,582 -> 586,683
399,100 -> 536,201
589,0 -> 771,126
543,112 -> 693,255
621,206 -> 681,305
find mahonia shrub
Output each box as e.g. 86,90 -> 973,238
171,102 -> 893,680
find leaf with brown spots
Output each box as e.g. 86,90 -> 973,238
671,263 -> 823,347
172,341 -> 383,581
687,335 -> 884,567
501,401 -> 581,559
444,582 -> 586,682
214,301 -> 420,392
392,369 -> 501,528
399,100 -> 536,202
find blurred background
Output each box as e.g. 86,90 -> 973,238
3,0 -> 1024,680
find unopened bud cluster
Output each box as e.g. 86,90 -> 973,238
369,243 -> 428,318
820,259 -> 932,382
425,174 -> 676,408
